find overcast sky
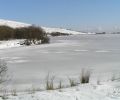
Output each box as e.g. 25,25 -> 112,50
0,0 -> 120,32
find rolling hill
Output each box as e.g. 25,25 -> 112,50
0,19 -> 95,35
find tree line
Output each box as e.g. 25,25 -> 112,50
0,25 -> 49,44
50,32 -> 70,36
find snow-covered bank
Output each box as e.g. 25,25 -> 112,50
1,81 -> 120,100
0,40 -> 23,49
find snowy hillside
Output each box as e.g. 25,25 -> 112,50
0,19 -> 30,28
0,19 -> 95,35
42,27 -> 95,35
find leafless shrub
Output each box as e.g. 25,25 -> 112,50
80,69 -> 91,84
11,89 -> 17,96
26,85 -> 37,94
111,74 -> 116,81
45,73 -> 55,90
110,73 -> 120,81
68,77 -> 77,87
58,80 -> 63,89
1,89 -> 8,100
97,79 -> 100,85
0,59 -> 8,84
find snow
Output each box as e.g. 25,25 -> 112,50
0,19 -> 30,28
0,81 -> 120,100
0,40 -> 23,49
0,19 -> 119,100
42,27 -> 95,35
0,34 -> 120,90
0,19 -> 95,35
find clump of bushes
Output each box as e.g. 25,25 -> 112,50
44,70 -> 91,91
50,32 -> 70,36
0,25 -> 50,45
96,32 -> 106,34
0,26 -> 14,40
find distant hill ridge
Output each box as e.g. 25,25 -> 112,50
0,19 -> 95,35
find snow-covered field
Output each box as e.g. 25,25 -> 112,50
0,34 -> 120,99
0,40 -> 24,49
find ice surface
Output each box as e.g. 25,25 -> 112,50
0,34 -> 120,90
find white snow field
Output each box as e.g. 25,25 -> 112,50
0,34 -> 120,99
0,40 -> 24,49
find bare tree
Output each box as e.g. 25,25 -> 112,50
0,59 -> 8,84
